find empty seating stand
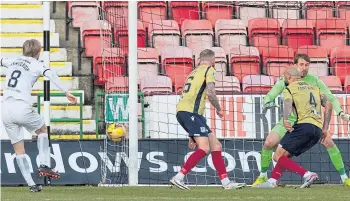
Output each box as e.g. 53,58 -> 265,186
261,46 -> 294,81
282,19 -> 314,50
297,45 -> 329,76
102,1 -> 128,27
137,48 -> 159,82
68,1 -> 99,27
237,1 -> 267,25
148,20 -> 180,48
81,20 -> 112,57
344,76 -> 350,91
115,20 -> 146,48
181,19 -> 214,54
158,46 -> 193,92
270,1 -> 301,26
319,76 -> 343,92
315,19 -> 347,52
170,1 -> 200,27
242,75 -> 274,92
106,76 -> 128,92
138,1 -> 167,28
215,76 -> 241,93
93,48 -> 126,85
337,2 -> 350,25
248,18 -> 281,52
140,75 -> 173,95
229,46 -> 260,82
215,19 -> 247,48
331,46 -> 350,83
304,1 -> 334,21
202,1 -> 235,26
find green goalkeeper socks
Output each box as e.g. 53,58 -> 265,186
327,145 -> 346,176
261,147 -> 273,173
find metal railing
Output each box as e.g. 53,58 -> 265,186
37,92 -> 84,139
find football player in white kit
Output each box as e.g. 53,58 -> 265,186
1,39 -> 77,192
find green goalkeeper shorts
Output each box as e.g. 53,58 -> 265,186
271,118 -> 296,138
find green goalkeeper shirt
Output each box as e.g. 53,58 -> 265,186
263,74 -> 343,121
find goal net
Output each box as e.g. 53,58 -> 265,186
97,1 -> 350,186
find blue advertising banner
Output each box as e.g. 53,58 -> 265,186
1,140 -> 349,185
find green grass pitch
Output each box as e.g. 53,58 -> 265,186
1,186 -> 349,201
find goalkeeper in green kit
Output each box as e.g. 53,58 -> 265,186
252,53 -> 350,187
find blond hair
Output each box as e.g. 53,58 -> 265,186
23,39 -> 41,58
285,66 -> 302,78
199,49 -> 215,61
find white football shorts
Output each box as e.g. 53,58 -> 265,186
1,98 -> 45,144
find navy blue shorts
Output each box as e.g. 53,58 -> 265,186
279,123 -> 321,157
176,111 -> 212,138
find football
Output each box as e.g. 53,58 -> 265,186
106,123 -> 126,143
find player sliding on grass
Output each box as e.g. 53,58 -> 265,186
1,39 -> 77,192
253,54 -> 350,187
170,49 -> 246,190
254,67 -> 332,188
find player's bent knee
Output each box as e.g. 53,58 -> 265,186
264,132 -> 281,150
211,141 -> 222,152
35,125 -> 47,135
13,141 -> 25,155
321,136 -> 335,149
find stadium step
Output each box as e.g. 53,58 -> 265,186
0,48 -> 68,61
0,4 -> 44,19
0,90 -> 85,105
50,120 -> 96,134
0,19 -> 55,33
0,61 -> 72,76
0,76 -> 79,91
0,33 -> 60,47
38,105 -> 93,120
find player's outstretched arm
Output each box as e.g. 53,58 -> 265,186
207,82 -> 223,118
262,78 -> 285,112
321,95 -> 333,142
43,69 -> 77,104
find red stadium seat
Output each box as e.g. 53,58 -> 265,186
260,46 -> 294,81
202,1 -> 235,26
68,1 -> 99,27
81,20 -> 112,57
215,76 -> 241,93
93,48 -> 126,85
315,19 -> 347,52
158,46 -> 193,91
105,76 -> 128,92
270,1 -> 301,25
102,1 -> 128,27
115,20 -> 146,48
330,46 -> 350,84
304,1 -> 334,21
248,18 -> 281,52
140,75 -> 173,95
344,76 -> 350,91
229,46 -> 260,83
170,1 -> 200,27
138,48 -> 159,83
319,76 -> 343,92
242,75 -> 274,92
148,20 -> 180,48
181,20 -> 214,55
237,2 -> 267,25
138,1 -> 167,28
282,19 -> 314,50
297,45 -> 329,76
337,2 -> 350,25
215,19 -> 247,47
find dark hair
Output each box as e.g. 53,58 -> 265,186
294,53 -> 310,64
199,49 -> 215,60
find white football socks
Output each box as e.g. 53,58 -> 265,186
268,178 -> 277,184
221,178 -> 230,186
260,172 -> 267,177
37,133 -> 49,167
174,172 -> 185,181
340,174 -> 348,183
16,154 -> 35,186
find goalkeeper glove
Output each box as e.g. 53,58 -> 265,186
262,102 -> 278,113
339,112 -> 350,121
